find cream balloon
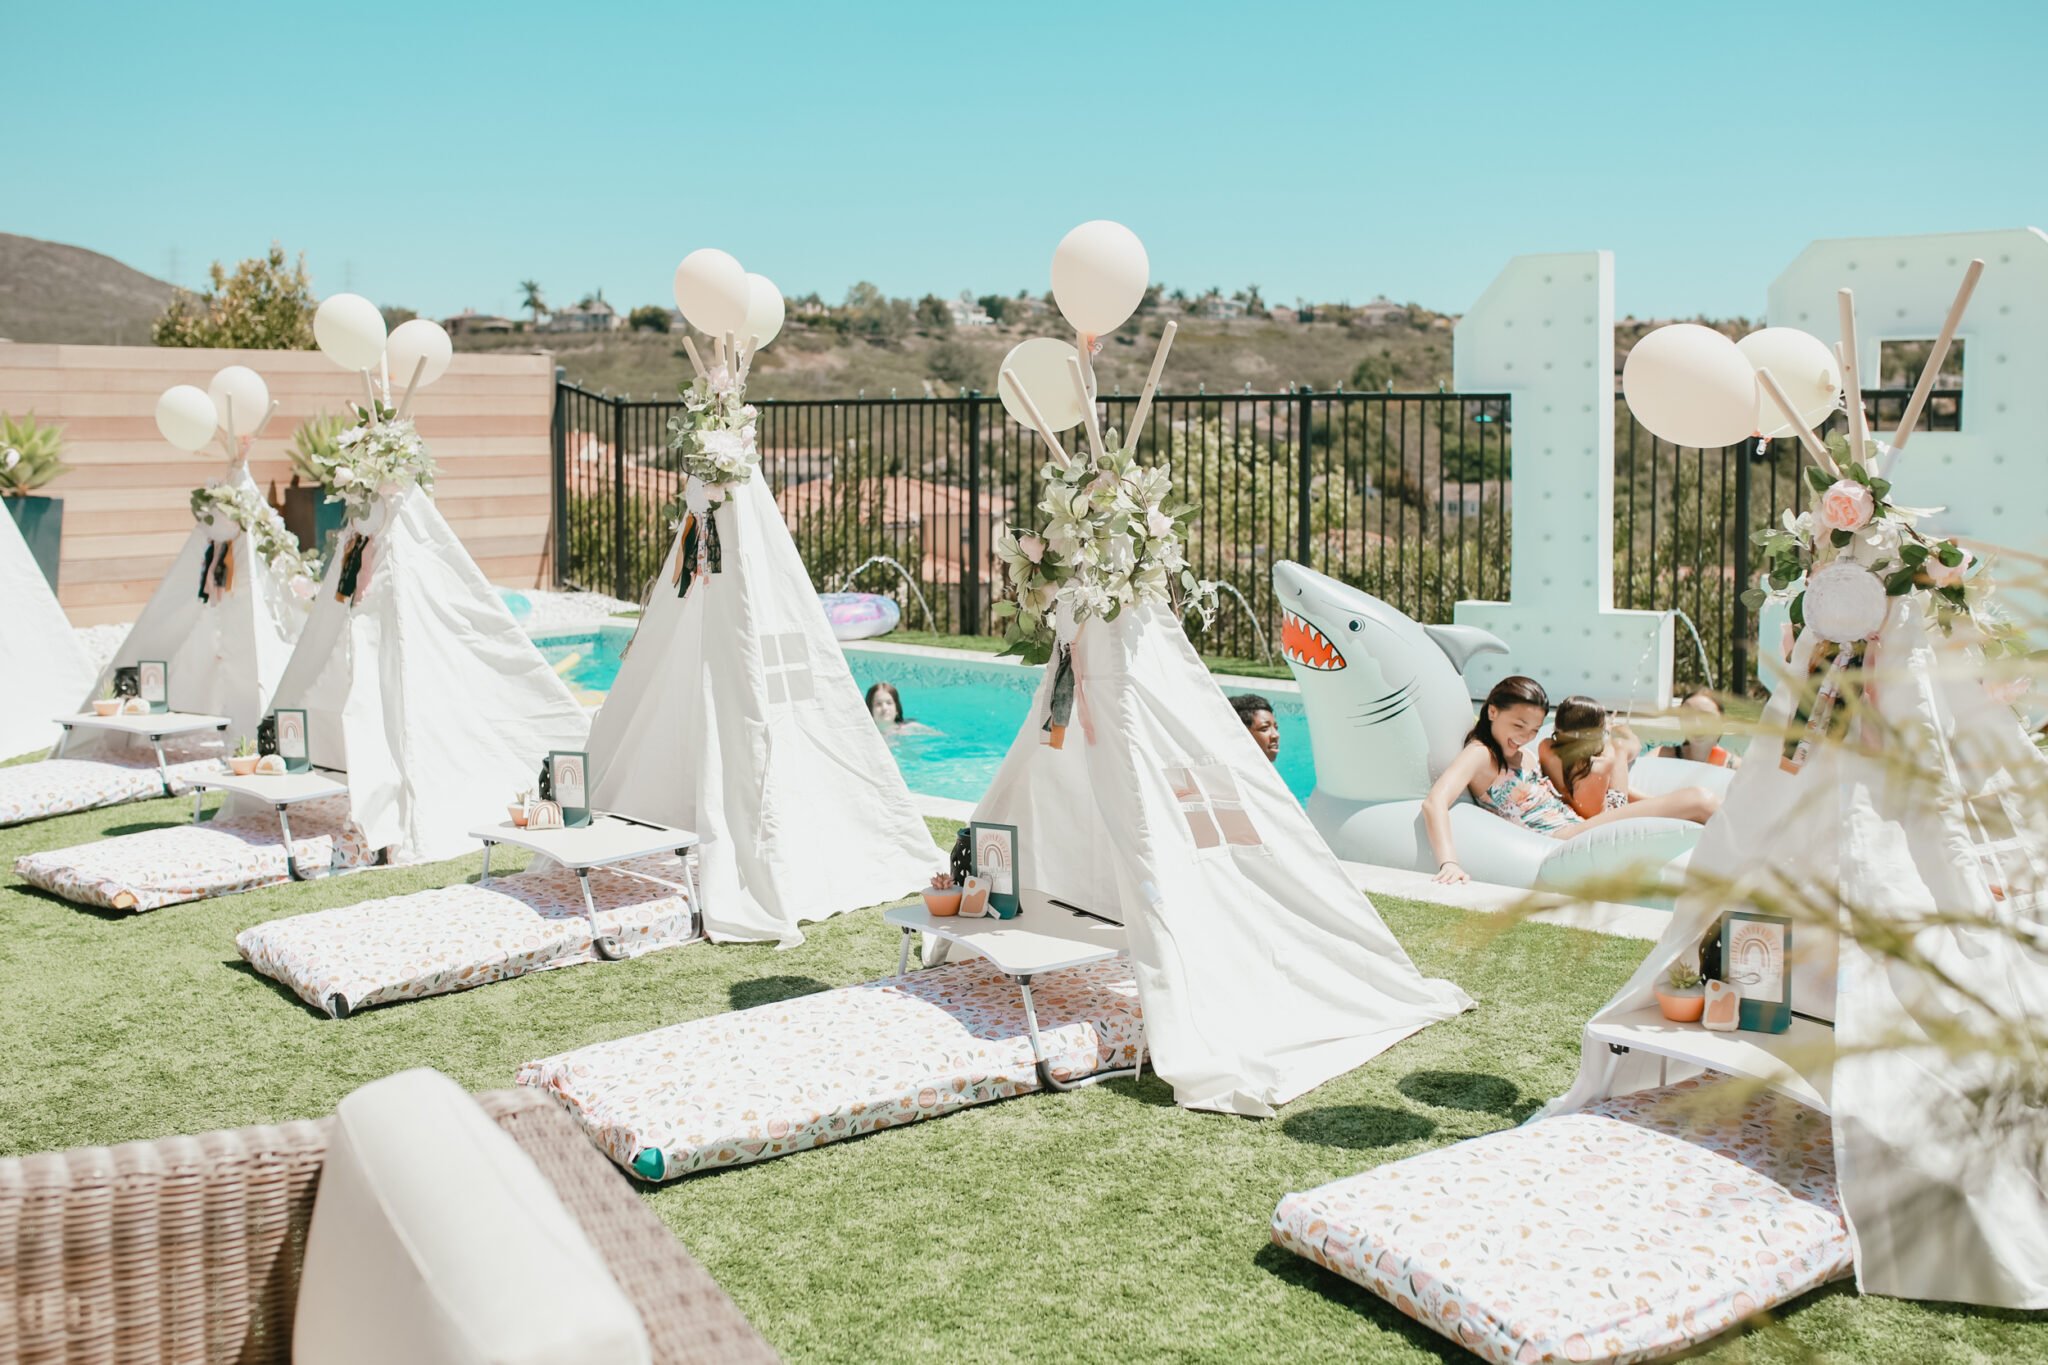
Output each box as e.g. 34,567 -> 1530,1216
206,365 -> 269,438
672,249 -> 749,336
313,293 -> 388,371
741,274 -> 785,349
1621,323 -> 1758,449
996,337 -> 1085,433
155,385 -> 220,451
1736,327 -> 1841,438
386,318 -> 454,389
1050,220 -> 1149,336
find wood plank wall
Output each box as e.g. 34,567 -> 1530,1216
0,344 -> 556,625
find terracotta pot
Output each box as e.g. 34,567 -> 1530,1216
922,887 -> 962,917
1656,986 -> 1705,1023
508,805 -> 530,828
92,698 -> 122,717
228,755 -> 259,776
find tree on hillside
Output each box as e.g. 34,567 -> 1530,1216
381,305 -> 417,329
915,294 -> 953,332
152,243 -> 317,349
628,305 -> 671,332
1137,283 -> 1163,316
977,294 -> 1009,324
842,281 -> 911,343
519,280 -> 547,324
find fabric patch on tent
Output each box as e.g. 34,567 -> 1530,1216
237,853 -> 696,1016
1270,1076 -> 1851,1364
516,955 -> 1142,1179
1166,764 -> 1262,849
762,632 -> 814,704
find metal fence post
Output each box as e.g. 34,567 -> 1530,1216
962,392 -> 982,637
610,396 -> 628,601
550,376 -> 569,588
1295,386 -> 1314,565
1730,441 -> 1754,692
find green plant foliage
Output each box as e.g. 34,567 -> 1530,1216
0,412 -> 66,495
151,243 -> 317,350
287,412 -> 348,488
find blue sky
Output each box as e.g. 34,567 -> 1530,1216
11,0 -> 2042,322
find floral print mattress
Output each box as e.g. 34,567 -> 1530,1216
237,854 -> 699,1018
1270,1076 -> 1852,1364
517,955 -> 1144,1181
12,796 -> 374,912
0,749 -> 223,827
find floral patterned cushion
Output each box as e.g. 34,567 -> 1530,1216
1270,1077 -> 1852,1365
237,854 -> 699,1017
517,956 -> 1143,1180
13,796 -> 375,912
0,750 -> 224,827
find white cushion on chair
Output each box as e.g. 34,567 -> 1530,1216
293,1068 -> 650,1365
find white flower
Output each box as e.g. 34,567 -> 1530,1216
289,574 -> 316,601
333,466 -> 355,485
1847,519 -> 1902,569
1018,533 -> 1046,564
1,447 -> 17,471
1145,508 -> 1173,539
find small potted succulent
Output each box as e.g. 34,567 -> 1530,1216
1656,957 -> 1706,1023
228,737 -> 260,776
92,683 -> 122,718
921,871 -> 962,917
508,787 -> 533,828
2,412 -> 70,590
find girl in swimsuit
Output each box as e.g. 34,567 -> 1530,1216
1424,676 -> 1721,885
1539,694 -> 1638,820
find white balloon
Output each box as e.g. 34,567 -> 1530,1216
206,365 -> 269,438
741,274 -> 785,349
1621,323 -> 1758,449
155,385 -> 219,451
314,293 -> 388,371
1736,327 -> 1841,438
1050,220 -> 1149,336
672,249 -> 749,336
1804,559 -> 1890,643
996,337 -> 1086,433
386,318 -> 454,389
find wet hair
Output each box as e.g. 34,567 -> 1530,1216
1230,694 -> 1275,727
1678,686 -> 1724,714
1550,694 -> 1609,795
1465,675 -> 1548,774
865,681 -> 907,724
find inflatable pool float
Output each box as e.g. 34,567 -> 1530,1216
1272,561 -> 1731,899
819,592 -> 901,641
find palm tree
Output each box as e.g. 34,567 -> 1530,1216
518,280 -> 547,325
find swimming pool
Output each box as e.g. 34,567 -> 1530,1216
533,626 -> 1317,804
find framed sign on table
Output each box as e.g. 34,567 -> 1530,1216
970,821 -> 1020,919
138,661 -> 169,713
548,750 -> 591,828
1722,911 -> 1792,1034
272,709 -> 310,773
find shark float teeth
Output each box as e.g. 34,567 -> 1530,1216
1280,609 -> 1346,671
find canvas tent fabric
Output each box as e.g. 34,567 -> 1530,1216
68,461 -> 304,761
1545,600 -> 2048,1310
264,487 -> 589,864
0,503 -> 94,761
972,603 -> 1473,1117
586,474 -> 938,945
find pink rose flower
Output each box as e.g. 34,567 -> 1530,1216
1818,479 -> 1875,533
1927,548 -> 1971,588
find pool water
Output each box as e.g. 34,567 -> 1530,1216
534,626 -> 1318,805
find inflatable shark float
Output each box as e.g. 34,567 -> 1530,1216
1272,561 -> 1732,896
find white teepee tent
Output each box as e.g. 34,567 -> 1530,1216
70,460 -> 307,758
974,602 -> 1475,1116
267,486 -> 590,864
1545,602 -> 2048,1308
588,473 -> 939,945
0,506 -> 94,760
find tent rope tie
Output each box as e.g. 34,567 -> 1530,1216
1043,644 -> 1077,749
197,541 -> 216,603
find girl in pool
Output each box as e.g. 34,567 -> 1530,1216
866,682 -> 937,736
1650,687 -> 1743,769
1538,694 -> 1639,820
1425,676 -> 1720,885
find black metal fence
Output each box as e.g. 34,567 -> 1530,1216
553,381 -> 1957,692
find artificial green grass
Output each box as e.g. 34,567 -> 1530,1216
2,800 -> 2041,1362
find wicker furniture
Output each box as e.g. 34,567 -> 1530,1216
0,1088 -> 778,1364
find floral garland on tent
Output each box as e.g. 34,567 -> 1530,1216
291,398 -> 438,525
666,367 -> 760,499
188,482 -> 320,602
992,433 -> 1214,666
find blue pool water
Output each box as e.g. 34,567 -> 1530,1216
534,626 -> 1317,804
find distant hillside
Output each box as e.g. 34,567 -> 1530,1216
0,233 -> 178,344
